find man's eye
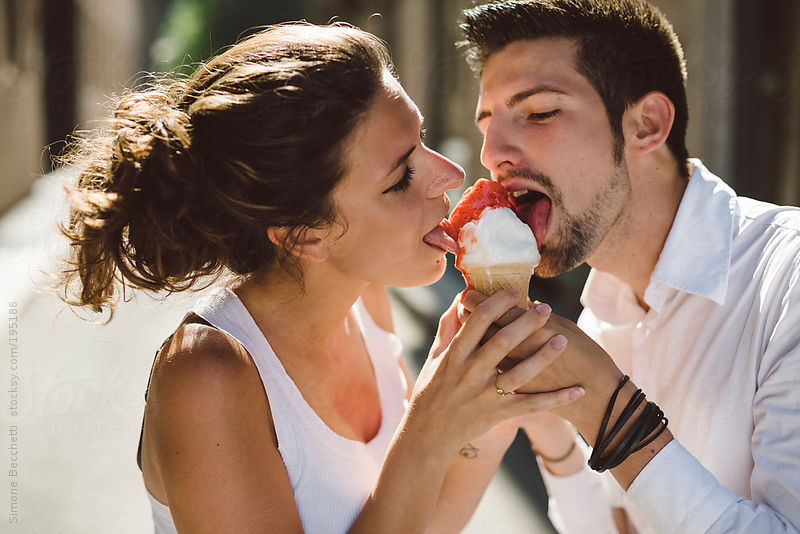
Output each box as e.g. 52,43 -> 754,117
383,166 -> 415,194
527,110 -> 560,121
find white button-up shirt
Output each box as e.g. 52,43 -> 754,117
540,159 -> 800,533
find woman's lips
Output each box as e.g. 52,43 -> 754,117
423,220 -> 458,254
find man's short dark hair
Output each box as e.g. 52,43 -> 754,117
461,0 -> 689,176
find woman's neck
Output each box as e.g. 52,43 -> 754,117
233,261 -> 369,349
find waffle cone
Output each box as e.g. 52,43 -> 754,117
463,262 -> 535,308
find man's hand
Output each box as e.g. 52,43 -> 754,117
458,290 -> 624,433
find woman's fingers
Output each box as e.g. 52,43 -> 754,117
447,290 -> 522,361
473,303 -> 552,368
429,293 -> 463,360
494,334 -> 569,392
460,289 -> 533,328
500,386 -> 585,418
460,289 -> 486,313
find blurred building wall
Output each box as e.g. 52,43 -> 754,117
0,0 -> 154,215
75,0 -> 146,128
652,0 -> 737,184
781,6 -> 800,206
0,0 -> 46,213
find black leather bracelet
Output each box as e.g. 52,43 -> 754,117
600,400 -> 658,470
589,375 -> 629,464
589,388 -> 645,471
588,375 -> 669,472
596,395 -> 650,470
632,405 -> 668,453
600,389 -> 645,451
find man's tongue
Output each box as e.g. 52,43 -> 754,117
515,196 -> 551,246
423,221 -> 458,254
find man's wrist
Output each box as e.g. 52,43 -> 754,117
568,375 -> 672,486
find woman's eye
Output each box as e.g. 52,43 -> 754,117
527,109 -> 560,121
383,166 -> 415,194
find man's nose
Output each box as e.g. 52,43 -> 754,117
426,150 -> 466,197
480,121 -> 519,172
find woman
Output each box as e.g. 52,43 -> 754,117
58,22 -> 582,533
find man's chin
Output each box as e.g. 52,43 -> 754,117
535,250 -> 587,278
533,263 -> 562,279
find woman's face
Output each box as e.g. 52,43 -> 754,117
323,74 -> 465,288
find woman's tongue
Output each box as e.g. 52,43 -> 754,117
515,195 -> 551,246
423,221 -> 458,254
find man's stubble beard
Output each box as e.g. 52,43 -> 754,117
536,163 -> 631,278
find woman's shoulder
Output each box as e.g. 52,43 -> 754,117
141,320 -> 291,528
143,317 -> 278,458
159,319 -> 253,379
146,319 -> 267,422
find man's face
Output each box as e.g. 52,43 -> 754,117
476,38 -> 631,277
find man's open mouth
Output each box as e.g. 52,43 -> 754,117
509,189 -> 552,247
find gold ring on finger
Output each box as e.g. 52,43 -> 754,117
494,372 -> 511,397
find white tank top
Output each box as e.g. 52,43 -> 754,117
145,287 -> 409,533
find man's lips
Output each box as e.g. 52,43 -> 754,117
423,220 -> 458,254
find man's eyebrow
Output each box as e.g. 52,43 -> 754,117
475,85 -> 568,123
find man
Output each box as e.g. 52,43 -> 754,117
458,1 -> 800,532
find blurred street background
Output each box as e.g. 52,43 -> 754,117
1,0 -> 798,531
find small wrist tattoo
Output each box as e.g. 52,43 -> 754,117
459,443 -> 479,459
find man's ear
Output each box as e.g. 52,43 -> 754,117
267,226 -> 330,262
623,91 -> 674,155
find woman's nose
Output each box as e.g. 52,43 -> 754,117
426,150 -> 466,198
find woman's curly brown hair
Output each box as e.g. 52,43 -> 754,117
58,23 -> 393,320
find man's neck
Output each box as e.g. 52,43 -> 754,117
588,156 -> 691,311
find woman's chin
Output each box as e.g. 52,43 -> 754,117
417,259 -> 449,287
388,261 -> 447,289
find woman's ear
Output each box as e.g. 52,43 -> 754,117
267,226 -> 330,262
623,91 -> 675,155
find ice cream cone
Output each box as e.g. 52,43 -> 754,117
463,262 -> 535,309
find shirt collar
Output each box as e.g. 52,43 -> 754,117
582,159 -> 736,320
649,159 -> 735,307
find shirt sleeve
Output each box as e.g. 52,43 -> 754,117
538,441 -> 618,534
627,251 -> 800,533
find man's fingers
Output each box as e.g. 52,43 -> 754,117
495,334 -> 568,391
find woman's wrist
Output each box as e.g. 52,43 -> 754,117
524,416 -> 583,477
534,438 -> 576,463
